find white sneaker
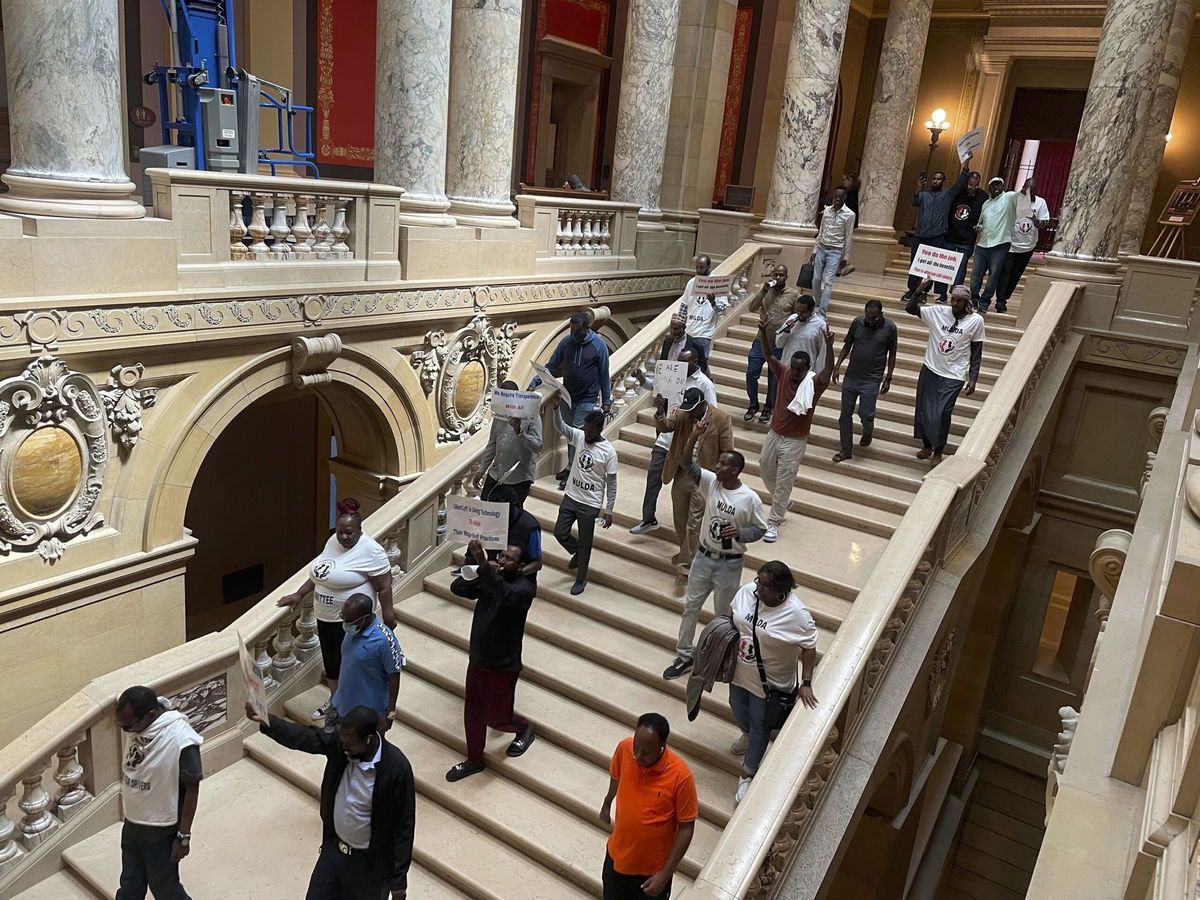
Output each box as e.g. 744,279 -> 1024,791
312,701 -> 330,720
730,733 -> 749,755
763,527 -> 779,543
630,520 -> 660,535
735,776 -> 752,804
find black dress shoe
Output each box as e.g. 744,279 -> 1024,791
555,468 -> 569,481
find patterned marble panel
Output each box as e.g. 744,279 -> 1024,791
169,674 -> 228,735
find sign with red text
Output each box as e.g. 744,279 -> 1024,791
908,244 -> 966,285
693,274 -> 733,296
491,388 -> 542,419
446,497 -> 510,548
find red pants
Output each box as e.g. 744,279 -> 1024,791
465,666 -> 528,764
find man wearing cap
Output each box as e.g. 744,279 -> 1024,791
995,177 -> 1050,313
654,385 -> 734,573
658,314 -> 710,376
971,177 -> 1020,314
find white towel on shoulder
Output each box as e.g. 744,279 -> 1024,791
786,371 -> 817,417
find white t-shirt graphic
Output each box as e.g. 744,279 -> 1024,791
918,304 -> 985,382
677,276 -> 728,341
563,425 -> 618,510
729,584 -> 818,697
1010,194 -> 1050,253
696,471 -> 766,556
310,533 -> 391,622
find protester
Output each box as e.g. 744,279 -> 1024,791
775,295 -> 828,383
599,714 -> 697,900
658,313 -> 709,375
677,255 -> 728,357
445,539 -> 537,782
115,686 -> 203,900
246,703 -> 415,900
971,177 -> 1020,313
552,401 -> 617,594
662,420 -> 765,680
745,264 -> 797,423
476,483 -> 543,578
476,380 -> 542,503
329,594 -> 403,731
756,315 -> 835,542
996,177 -> 1051,312
907,285 -> 985,464
728,562 -> 818,803
811,186 -> 856,314
831,299 -> 898,462
946,171 -> 985,287
279,498 -> 394,721
903,154 -> 972,303
631,352 -> 719,537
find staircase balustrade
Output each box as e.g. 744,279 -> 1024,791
514,194 -> 642,274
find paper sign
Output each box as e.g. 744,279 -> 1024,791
693,274 -> 733,296
492,388 -> 541,419
654,360 -> 689,414
956,127 -> 984,163
446,496 -> 510,547
531,361 -> 573,406
238,630 -> 271,726
908,243 -> 966,285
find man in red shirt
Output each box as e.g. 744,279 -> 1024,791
755,315 -> 836,542
599,713 -> 697,899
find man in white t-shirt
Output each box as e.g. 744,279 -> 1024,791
995,178 -> 1050,313
662,420 -> 767,681
677,255 -> 729,357
907,285 -> 986,465
727,561 -> 818,802
552,400 -> 618,595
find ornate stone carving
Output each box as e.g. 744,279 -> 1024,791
927,628 -> 957,715
99,364 -> 157,455
291,333 -> 343,389
1046,705 -> 1080,824
1083,335 -> 1185,373
1089,529 -> 1131,610
0,356 -> 107,561
19,311 -> 66,352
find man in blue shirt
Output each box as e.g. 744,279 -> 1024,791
331,594 -> 404,734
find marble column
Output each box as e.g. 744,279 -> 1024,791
0,0 -> 143,218
756,0 -> 853,250
609,0 -> 683,220
444,0 -> 524,227
374,0 -> 455,226
1118,0 -> 1196,256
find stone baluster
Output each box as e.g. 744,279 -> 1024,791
52,742 -> 91,821
291,195 -> 314,256
254,637 -> 279,691
246,193 -> 272,258
436,491 -> 449,544
599,214 -> 612,254
17,762 -> 57,848
271,614 -> 299,679
312,200 -> 333,257
581,215 -> 594,255
555,212 -> 569,255
571,214 -> 584,254
229,190 -> 248,260
0,786 -> 21,871
294,593 -> 320,658
384,528 -> 407,579
330,198 -> 352,258
270,195 -> 292,260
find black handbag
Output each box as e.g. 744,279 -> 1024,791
796,261 -> 815,290
752,594 -> 800,730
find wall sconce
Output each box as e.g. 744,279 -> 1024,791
1165,132 -> 1174,143
924,108 -> 950,174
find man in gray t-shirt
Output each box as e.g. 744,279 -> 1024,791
831,300 -> 897,462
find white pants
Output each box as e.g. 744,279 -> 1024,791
759,430 -> 808,528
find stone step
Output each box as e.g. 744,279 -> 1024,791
8,870 -> 101,899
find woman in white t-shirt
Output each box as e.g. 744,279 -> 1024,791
728,561 -> 819,804
278,498 -> 394,719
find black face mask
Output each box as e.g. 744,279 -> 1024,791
572,331 -> 588,345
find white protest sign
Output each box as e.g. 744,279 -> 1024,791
693,274 -> 733,296
531,361 -> 573,407
237,630 -> 271,726
654,360 -> 689,413
446,496 -> 510,548
491,387 -> 541,419
908,243 -> 966,285
956,127 -> 984,163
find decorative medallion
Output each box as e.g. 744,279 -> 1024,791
99,364 -> 157,455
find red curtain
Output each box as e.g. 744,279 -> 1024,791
1032,141 -> 1075,216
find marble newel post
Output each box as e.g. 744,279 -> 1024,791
609,0 -> 683,222
0,0 -> 143,218
755,0 -> 853,262
444,0 -> 524,227
374,0 -> 455,226
854,0 -> 935,276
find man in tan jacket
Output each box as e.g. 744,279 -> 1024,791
655,387 -> 735,573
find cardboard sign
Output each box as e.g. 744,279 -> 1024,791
654,360 -> 689,414
908,243 -> 966,285
693,274 -> 733,296
531,361 -> 573,407
446,496 -> 510,548
237,630 -> 271,726
491,388 -> 541,419
956,128 -> 984,163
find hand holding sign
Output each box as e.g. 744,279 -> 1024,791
956,128 -> 984,164
492,387 -> 542,419
531,362 -> 573,407
654,360 -> 688,414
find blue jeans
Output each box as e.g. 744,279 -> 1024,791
746,339 -> 782,410
971,243 -> 1011,310
729,684 -> 772,774
945,240 -> 975,287
811,245 -> 841,313
561,400 -> 596,473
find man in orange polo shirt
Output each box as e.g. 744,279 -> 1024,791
598,713 -> 698,899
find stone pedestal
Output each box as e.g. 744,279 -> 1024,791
1113,255 -> 1200,340
696,208 -> 756,263
853,225 -> 904,280
445,0 -> 523,227
375,0 -> 455,226
0,0 -> 143,218
1019,256 -> 1124,331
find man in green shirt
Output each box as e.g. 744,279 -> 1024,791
970,177 -> 1019,314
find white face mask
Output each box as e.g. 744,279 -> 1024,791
342,612 -> 369,635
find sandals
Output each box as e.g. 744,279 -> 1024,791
445,760 -> 485,783
832,452 -> 851,463
507,726 -> 536,757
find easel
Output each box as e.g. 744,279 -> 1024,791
1147,179 -> 1200,258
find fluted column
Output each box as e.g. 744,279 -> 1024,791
610,0 -> 683,220
375,0 -> 455,226
1119,0 -> 1196,255
756,0 -> 853,249
445,0 -> 524,227
0,0 -> 143,218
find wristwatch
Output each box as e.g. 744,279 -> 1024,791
801,679 -> 812,688
176,832 -> 190,846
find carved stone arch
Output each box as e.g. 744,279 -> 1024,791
865,734 -> 915,819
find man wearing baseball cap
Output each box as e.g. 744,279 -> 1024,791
971,177 -> 1020,314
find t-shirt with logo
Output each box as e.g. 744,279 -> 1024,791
1009,193 -> 1050,253
677,276 -> 728,341
563,423 -> 618,511
918,304 -> 986,382
945,188 -> 986,244
696,468 -> 766,556
310,533 -> 392,623
729,583 -> 818,698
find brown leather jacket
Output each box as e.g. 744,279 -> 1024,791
656,406 -> 735,484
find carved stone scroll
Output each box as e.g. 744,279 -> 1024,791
291,333 -> 343,389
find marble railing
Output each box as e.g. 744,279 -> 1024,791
0,240 -> 778,895
515,194 -> 641,275
680,281 -> 1082,900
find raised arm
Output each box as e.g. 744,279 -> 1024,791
516,414 -> 543,455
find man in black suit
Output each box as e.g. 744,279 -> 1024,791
659,315 -> 709,375
246,703 -> 415,899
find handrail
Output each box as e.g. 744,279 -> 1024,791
681,280 -> 1082,900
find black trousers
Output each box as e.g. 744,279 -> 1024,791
306,844 -> 390,900
317,619 -> 344,680
554,496 -> 599,581
481,474 -> 532,504
116,824 -> 190,900
602,852 -> 671,900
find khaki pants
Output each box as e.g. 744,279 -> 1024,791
759,430 -> 808,529
670,468 -> 704,568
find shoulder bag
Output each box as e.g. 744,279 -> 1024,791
752,593 -> 800,730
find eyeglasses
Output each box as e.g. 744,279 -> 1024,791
117,710 -> 151,733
